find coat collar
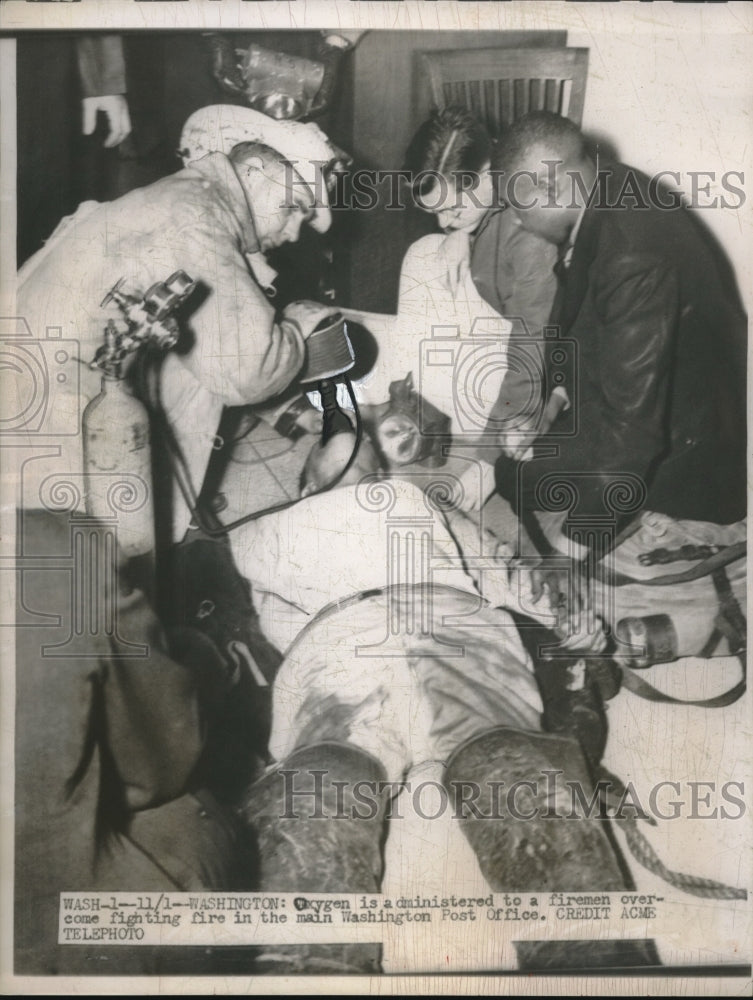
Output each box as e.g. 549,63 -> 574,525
551,201 -> 600,333
188,152 -> 261,254
558,203 -> 587,269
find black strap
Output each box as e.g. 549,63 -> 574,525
618,661 -> 746,709
699,626 -> 724,660
712,567 -> 747,651
593,541 -> 746,588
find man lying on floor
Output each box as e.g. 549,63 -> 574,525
228,431 -> 658,975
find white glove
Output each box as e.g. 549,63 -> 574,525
282,300 -> 340,339
82,95 -> 132,148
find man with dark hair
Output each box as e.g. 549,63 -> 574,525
404,106 -> 557,349
490,110 -> 746,554
400,107 -> 559,471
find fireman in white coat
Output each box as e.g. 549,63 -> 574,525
10,105 -> 344,541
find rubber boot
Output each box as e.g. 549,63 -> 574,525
240,742 -> 389,975
444,727 -> 660,970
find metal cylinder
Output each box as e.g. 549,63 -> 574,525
82,375 -> 155,559
615,614 -> 679,668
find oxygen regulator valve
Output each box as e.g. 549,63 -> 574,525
90,270 -> 196,376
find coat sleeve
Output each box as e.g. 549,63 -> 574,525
503,225 -> 558,339
475,224 -> 555,447
587,252 -> 678,475
169,217 -> 306,407
526,252 -> 679,532
76,35 -> 127,97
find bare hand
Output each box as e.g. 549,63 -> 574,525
321,29 -> 367,50
294,408 -> 324,436
82,95 -> 132,148
497,423 -> 538,461
531,564 -> 607,654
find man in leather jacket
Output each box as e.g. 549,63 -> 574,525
490,112 -> 747,552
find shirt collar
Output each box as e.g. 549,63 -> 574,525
471,204 -> 506,241
559,203 -> 587,269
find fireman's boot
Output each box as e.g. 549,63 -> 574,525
240,742 -> 388,974
444,727 -> 661,970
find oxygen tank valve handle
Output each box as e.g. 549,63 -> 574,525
92,271 -> 197,372
100,277 -> 130,311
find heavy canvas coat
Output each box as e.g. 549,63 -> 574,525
12,152 -> 305,538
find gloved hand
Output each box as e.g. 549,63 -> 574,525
282,300 -> 340,339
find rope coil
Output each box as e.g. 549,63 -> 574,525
617,816 -> 748,901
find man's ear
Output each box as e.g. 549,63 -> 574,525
242,154 -> 266,174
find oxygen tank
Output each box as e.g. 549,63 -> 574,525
82,373 -> 155,559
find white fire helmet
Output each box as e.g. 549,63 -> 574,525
179,104 -> 347,234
